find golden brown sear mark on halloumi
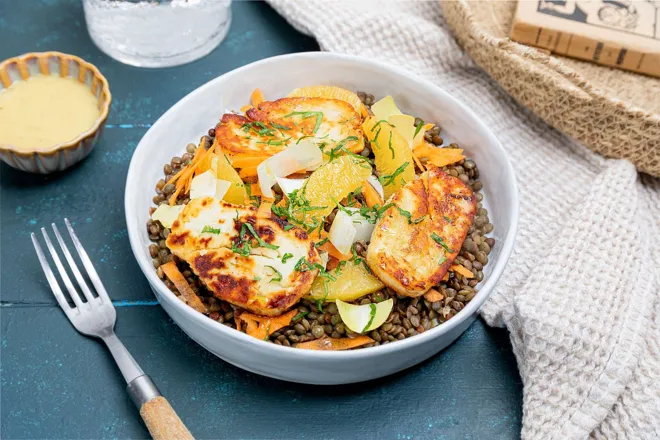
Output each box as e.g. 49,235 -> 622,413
214,97 -> 363,157
366,166 -> 476,297
166,197 -> 320,315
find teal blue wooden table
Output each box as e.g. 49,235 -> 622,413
0,1 -> 523,438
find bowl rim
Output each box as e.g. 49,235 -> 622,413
0,51 -> 112,157
125,51 -> 519,359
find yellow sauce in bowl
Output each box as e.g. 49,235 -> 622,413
0,75 -> 101,152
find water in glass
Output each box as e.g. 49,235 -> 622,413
82,0 -> 232,68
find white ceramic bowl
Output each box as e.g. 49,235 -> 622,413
125,52 -> 518,384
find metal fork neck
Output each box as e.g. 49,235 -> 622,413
101,332 -> 144,383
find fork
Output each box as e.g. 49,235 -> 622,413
31,219 -> 193,440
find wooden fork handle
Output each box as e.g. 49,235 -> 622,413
127,375 -> 194,440
140,396 -> 193,440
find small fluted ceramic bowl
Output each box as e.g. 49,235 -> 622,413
0,52 -> 111,173
125,52 -> 519,385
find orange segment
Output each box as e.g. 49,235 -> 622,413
298,155 -> 372,225
287,85 -> 368,118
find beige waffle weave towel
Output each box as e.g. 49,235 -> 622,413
267,1 -> 660,438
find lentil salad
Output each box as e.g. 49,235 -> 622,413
146,87 -> 494,350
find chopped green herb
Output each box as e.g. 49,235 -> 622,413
292,311 -> 309,321
201,225 -> 222,234
244,184 -> 260,207
339,115 -> 357,125
395,208 -> 426,225
413,119 -> 425,139
431,232 -> 454,253
242,121 -> 276,137
379,162 -> 409,187
281,252 -> 294,263
316,298 -> 324,312
315,238 -> 329,248
350,244 -> 363,265
388,131 -> 395,159
269,122 -> 291,131
283,111 -> 324,134
327,136 -> 359,161
443,216 -> 453,224
265,265 -> 283,283
396,207 -> 412,222
333,201 -> 354,216
376,203 -> 395,217
370,119 -> 393,132
362,303 -> 377,333
356,202 -> 394,225
253,276 -> 261,281
270,187 -> 326,233
231,224 -> 252,256
314,263 -> 336,282
256,138 -> 291,146
244,223 -> 280,250
283,224 -> 295,231
438,255 -> 447,265
294,257 -> 315,272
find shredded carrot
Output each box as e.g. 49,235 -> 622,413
315,229 -> 351,261
326,256 -> 340,271
179,144 -> 216,191
165,167 -> 186,187
362,180 -> 383,208
238,166 -> 258,179
249,183 -> 262,197
450,264 -> 474,278
196,151 -> 218,176
442,272 -> 450,282
413,143 -> 464,168
240,104 -> 253,113
319,242 -> 352,261
412,151 -> 426,172
169,147 -> 214,205
229,155 -> 269,168
257,200 -> 272,218
161,261 -> 207,313
250,88 -> 265,107
167,141 -> 207,186
169,185 -> 184,206
424,288 -> 444,303
296,336 -> 374,351
236,309 -> 297,340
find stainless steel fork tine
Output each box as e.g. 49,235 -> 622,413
64,218 -> 111,304
41,228 -> 85,309
31,233 -> 74,315
51,223 -> 97,304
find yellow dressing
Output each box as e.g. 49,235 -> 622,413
0,75 -> 100,152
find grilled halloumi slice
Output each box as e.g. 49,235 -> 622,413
366,167 -> 476,297
166,197 -> 321,315
214,97 -> 363,157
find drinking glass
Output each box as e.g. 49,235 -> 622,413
82,0 -> 232,68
